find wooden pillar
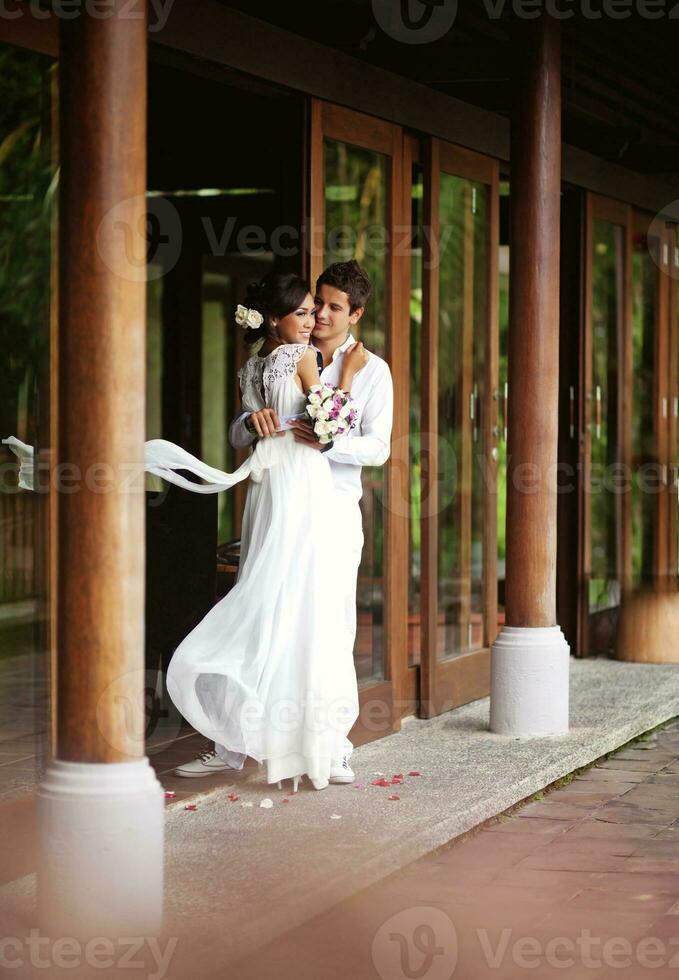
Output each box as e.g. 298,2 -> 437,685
490,14 -> 570,736
57,1 -> 148,762
38,1 -> 164,938
505,14 -> 561,628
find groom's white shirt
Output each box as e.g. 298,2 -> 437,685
229,333 -> 393,504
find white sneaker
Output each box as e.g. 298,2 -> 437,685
174,748 -> 236,778
329,757 -> 355,784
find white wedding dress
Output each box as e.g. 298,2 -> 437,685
3,344 -> 359,786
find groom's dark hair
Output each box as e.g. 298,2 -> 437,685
316,259 -> 372,313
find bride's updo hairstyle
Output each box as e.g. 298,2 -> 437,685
240,272 -> 311,349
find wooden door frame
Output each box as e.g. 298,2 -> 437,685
308,99 -> 409,743
419,138 -> 499,718
580,192 -> 632,655
667,225 -> 679,586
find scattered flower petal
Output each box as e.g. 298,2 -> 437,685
164,791 -> 176,799
373,771 -> 385,776
282,798 -> 290,804
388,795 -> 400,801
184,804 -> 198,811
227,793 -> 240,802
330,813 -> 342,820
260,798 -> 274,809
372,778 -> 392,787
408,771 -> 421,777
241,802 -> 254,808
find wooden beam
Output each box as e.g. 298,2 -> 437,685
151,2 -> 679,213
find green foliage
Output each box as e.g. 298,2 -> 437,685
0,47 -> 55,436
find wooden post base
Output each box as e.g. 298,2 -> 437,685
616,592 -> 679,663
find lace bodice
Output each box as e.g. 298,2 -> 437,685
262,344 -> 310,402
237,344 -> 311,421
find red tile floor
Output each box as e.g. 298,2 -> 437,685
227,720 -> 679,980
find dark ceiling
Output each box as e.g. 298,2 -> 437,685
218,0 -> 679,175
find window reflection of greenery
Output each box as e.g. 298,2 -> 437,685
0,47 -> 54,679
590,220 -> 621,612
324,138 -> 387,680
630,240 -> 657,589
437,174 -> 487,657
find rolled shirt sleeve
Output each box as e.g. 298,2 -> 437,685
229,412 -> 256,450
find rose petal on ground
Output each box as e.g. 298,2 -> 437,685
388,795 -> 400,801
371,778 -> 391,787
408,771 -> 421,777
164,791 -> 176,799
241,802 -> 253,808
228,794 -> 240,802
330,814 -> 342,820
260,798 -> 274,809
184,804 -> 198,811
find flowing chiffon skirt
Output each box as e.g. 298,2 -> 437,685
2,430 -> 360,785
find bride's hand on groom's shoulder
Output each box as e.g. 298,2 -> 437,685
340,341 -> 368,390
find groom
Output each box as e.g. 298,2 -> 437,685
174,259 -> 394,782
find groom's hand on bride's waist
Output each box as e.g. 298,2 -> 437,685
290,419 -> 331,452
246,409 -> 284,439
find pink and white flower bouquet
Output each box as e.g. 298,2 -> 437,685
305,384 -> 359,445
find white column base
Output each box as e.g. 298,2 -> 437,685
37,758 -> 164,938
490,625 -> 570,736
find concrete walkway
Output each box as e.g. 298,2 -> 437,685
232,718 -> 679,980
2,656 -> 679,979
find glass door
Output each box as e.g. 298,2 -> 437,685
419,140 -> 499,718
581,194 -> 630,654
630,211 -> 665,590
309,100 -> 408,742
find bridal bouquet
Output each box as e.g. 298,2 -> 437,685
305,384 -> 358,445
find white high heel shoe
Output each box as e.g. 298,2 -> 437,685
277,775 -> 302,793
310,776 -> 329,791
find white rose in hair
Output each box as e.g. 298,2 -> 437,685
235,305 -> 249,326
246,309 -> 263,329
